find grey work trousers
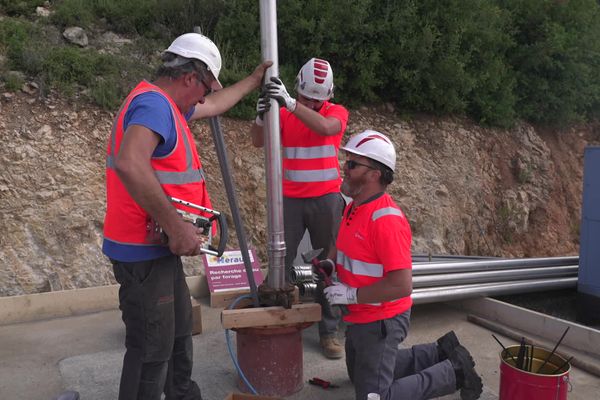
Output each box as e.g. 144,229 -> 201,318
112,255 -> 202,400
283,192 -> 345,337
345,310 -> 457,400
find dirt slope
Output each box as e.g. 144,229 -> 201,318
0,89 -> 599,296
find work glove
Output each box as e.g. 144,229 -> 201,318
254,94 -> 271,126
264,76 -> 297,112
312,258 -> 335,282
324,281 -> 358,305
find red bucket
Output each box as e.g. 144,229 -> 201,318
499,345 -> 570,400
235,325 -> 306,397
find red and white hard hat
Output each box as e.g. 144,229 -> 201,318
341,130 -> 396,171
295,58 -> 334,101
165,33 -> 222,90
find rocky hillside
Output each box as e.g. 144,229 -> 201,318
0,87 -> 599,297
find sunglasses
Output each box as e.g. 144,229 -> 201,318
345,160 -> 375,170
195,72 -> 214,94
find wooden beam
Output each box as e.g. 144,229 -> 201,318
210,287 -> 300,309
210,289 -> 254,309
191,297 -> 202,335
221,303 -> 321,329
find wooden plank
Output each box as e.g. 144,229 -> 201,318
221,303 -> 321,329
191,297 -> 202,335
211,287 -> 301,309
211,288 -> 254,309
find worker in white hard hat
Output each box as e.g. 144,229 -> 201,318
249,58 -> 348,359
103,32 -> 271,400
323,130 -> 484,400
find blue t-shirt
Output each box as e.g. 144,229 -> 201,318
102,91 -> 195,262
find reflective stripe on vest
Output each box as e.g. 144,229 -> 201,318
372,207 -> 403,221
283,145 -> 336,159
337,250 -> 384,278
105,89 -> 205,185
284,168 -> 339,183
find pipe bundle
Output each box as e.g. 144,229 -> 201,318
412,257 -> 578,305
290,256 -> 578,304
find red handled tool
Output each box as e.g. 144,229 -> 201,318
308,377 -> 339,389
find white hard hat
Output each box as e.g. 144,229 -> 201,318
165,33 -> 223,90
295,58 -> 334,101
341,130 -> 396,171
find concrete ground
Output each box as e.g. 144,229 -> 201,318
1,298 -> 599,400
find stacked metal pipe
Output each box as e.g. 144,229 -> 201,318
292,256 -> 578,304
412,256 -> 578,304
290,265 -> 317,297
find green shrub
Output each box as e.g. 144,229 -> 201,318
500,0 -> 600,125
50,0 -> 96,28
0,0 -> 45,17
2,71 -> 25,91
0,18 -> 34,70
4,0 -> 600,125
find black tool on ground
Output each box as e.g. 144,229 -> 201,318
168,196 -> 228,257
536,326 -> 570,373
301,248 -> 349,315
492,334 -> 519,365
308,377 -> 339,389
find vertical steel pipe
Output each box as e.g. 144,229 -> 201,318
208,118 -> 260,307
259,0 -> 286,289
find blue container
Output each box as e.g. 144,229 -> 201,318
578,146 -> 600,324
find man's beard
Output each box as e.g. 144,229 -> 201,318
341,175 -> 364,198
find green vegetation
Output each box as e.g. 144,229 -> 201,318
1,0 -> 599,125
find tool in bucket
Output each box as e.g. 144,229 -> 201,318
146,196 -> 228,257
495,329 -> 573,400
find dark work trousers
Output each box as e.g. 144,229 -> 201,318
283,192 -> 345,337
112,255 -> 202,400
345,310 -> 457,400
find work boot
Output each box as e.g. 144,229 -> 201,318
449,345 -> 483,400
320,336 -> 343,359
437,330 -> 461,361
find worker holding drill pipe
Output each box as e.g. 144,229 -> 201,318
323,130 -> 484,400
250,58 -> 348,359
103,32 -> 270,400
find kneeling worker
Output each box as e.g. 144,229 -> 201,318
324,130 -> 484,400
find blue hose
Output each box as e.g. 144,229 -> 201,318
225,294 -> 258,395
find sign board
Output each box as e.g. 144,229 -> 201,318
203,249 -> 263,293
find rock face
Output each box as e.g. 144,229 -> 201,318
0,90 -> 598,297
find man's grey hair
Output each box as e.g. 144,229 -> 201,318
156,52 -> 209,80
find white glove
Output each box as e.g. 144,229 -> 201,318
264,77 -> 297,112
254,95 -> 271,126
324,281 -> 358,305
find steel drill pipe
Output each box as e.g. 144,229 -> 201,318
412,265 -> 578,288
413,256 -> 578,275
412,277 -> 577,304
260,0 -> 286,290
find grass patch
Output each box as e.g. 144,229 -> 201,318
2,71 -> 25,91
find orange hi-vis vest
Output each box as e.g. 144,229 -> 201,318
280,102 -> 348,198
103,81 -> 212,248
